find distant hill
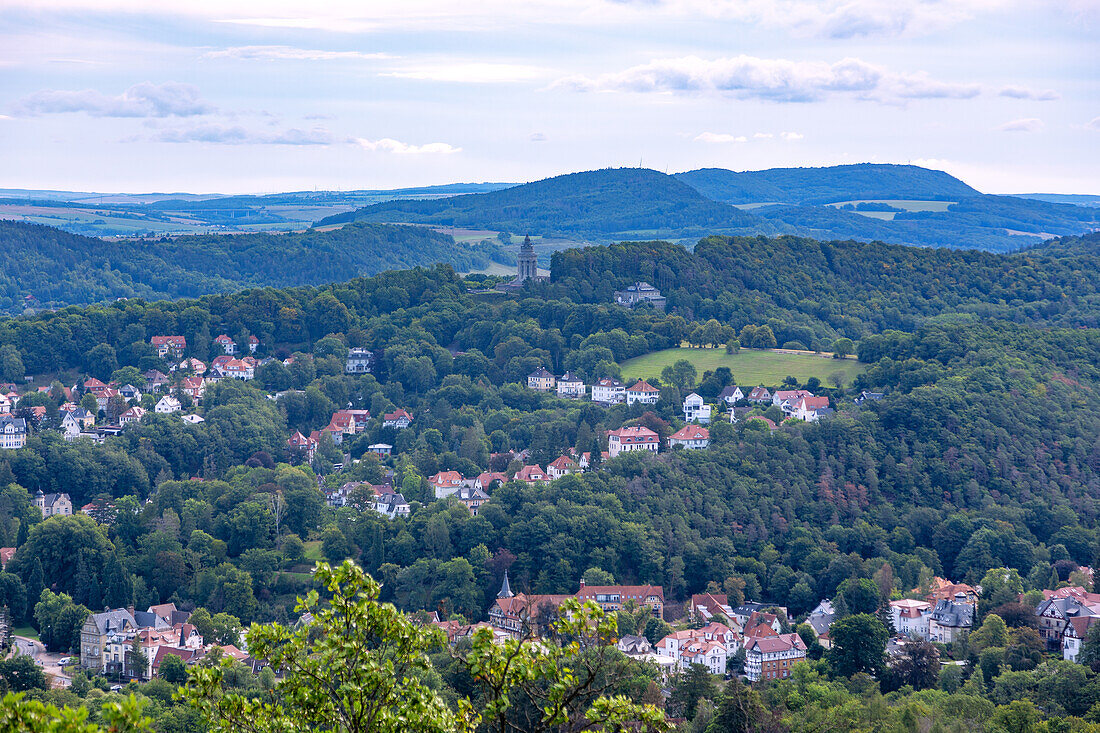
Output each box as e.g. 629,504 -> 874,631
317,168 -> 761,237
675,163 -> 980,205
0,220 -> 502,310
1014,193 -> 1100,208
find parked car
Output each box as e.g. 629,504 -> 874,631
58,656 -> 72,666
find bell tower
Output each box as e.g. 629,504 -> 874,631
516,235 -> 537,283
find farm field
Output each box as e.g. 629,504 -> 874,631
620,347 -> 866,387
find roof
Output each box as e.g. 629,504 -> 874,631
798,396 -> 831,411
626,380 -> 659,393
558,371 -> 583,383
607,426 -> 659,443
514,465 -> 547,481
594,377 -> 624,388
748,386 -> 771,399
576,584 -> 664,602
718,385 -> 742,399
384,408 -> 412,422
670,425 -> 709,441
476,472 -> 507,486
528,366 -> 554,379
745,416 -> 778,429
746,633 -> 807,655
87,608 -> 137,635
774,389 -> 812,401
548,455 -> 579,470
930,599 -> 974,628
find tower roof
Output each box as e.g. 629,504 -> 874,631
498,570 -> 514,598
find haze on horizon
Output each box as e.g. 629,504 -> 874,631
0,0 -> 1097,196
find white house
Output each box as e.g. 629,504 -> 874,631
155,396 -> 182,414
793,396 -> 831,422
214,335 -> 236,355
927,599 -> 974,644
889,599 -> 932,639
744,634 -> 808,682
607,426 -> 659,458
718,385 -> 744,406
119,406 -> 146,427
682,393 -> 712,423
0,415 -> 27,449
556,372 -> 586,399
1064,616 -> 1100,663
346,348 -> 373,374
625,380 -> 659,406
668,425 -> 709,450
591,378 -> 625,405
383,409 -> 413,430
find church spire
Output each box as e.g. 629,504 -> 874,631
498,569 -> 514,598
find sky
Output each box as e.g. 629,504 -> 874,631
0,0 -> 1097,194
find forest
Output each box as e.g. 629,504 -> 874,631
0,232 -> 1098,730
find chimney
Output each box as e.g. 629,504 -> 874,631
127,605 -> 135,617
579,578 -> 585,589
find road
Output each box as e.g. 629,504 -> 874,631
11,635 -> 72,687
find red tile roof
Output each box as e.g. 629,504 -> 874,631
670,425 -> 709,441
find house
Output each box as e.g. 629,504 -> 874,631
151,646 -> 201,678
718,385 -> 744,406
919,578 -> 979,605
514,465 -> 549,485
772,390 -> 813,410
1064,616 -> 1100,663
150,336 -> 187,359
210,355 -> 233,374
178,376 -> 205,401
682,393 -> 712,423
792,396 -> 831,422
668,425 -> 709,450
890,599 -> 933,639
744,611 -> 783,638
474,472 -> 507,490
331,409 -> 371,434
744,633 -> 808,682
747,387 -> 772,404
248,335 -> 260,354
176,357 -> 207,375
214,335 -> 237,354
927,598 -> 975,644
180,414 -> 204,424
625,380 -> 660,406
0,394 -> 11,414
576,580 -> 664,618
689,593 -> 736,624
731,602 -> 781,627
119,406 -> 146,427
155,396 -> 182,414
430,471 -> 464,499
383,409 -> 413,430
657,631 -> 729,675
80,608 -> 139,671
489,591 -> 572,638
614,282 -> 667,311
144,370 -> 169,392
61,406 -> 95,429
591,378 -> 626,405
374,492 -> 411,519
527,367 -> 556,392
1036,593 -> 1100,650
455,486 -> 489,516
0,416 -> 27,449
856,391 -> 884,404
806,600 -> 835,649
556,371 -> 586,399
35,490 -> 72,518
82,500 -> 116,524
368,443 -> 392,457
0,547 -> 15,570
547,455 -> 580,479
606,426 -> 659,458
82,377 -> 110,397
346,348 -> 373,374
223,359 -> 254,380
287,431 -> 318,462
118,384 -> 142,402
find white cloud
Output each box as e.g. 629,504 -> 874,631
151,124 -> 335,145
695,132 -> 747,143
14,82 -> 213,118
0,115 -> 10,121
997,117 -> 1044,132
1089,117 -> 1100,130
998,85 -> 1060,101
203,46 -> 392,61
351,137 -> 461,154
753,132 -> 773,139
781,131 -> 804,140
382,62 -> 545,83
529,132 -> 548,141
556,55 -> 980,104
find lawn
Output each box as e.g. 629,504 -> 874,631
619,347 -> 866,387
303,540 -> 323,563
12,625 -> 39,641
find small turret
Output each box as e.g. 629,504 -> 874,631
498,570 -> 514,599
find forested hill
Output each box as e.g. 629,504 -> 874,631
548,233 -> 1100,337
316,168 -> 763,236
0,220 -> 501,310
675,163 -> 980,204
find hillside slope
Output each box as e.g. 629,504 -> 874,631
0,220 -> 498,310
675,163 -> 979,204
317,168 -> 761,236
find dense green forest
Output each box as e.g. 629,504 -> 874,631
2,232 -> 1100,729
674,163 -> 980,205
0,221 -> 505,310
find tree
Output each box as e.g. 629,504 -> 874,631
828,613 -> 887,678
0,655 -> 47,692
33,590 -> 88,654
0,346 -> 25,384
661,359 -> 697,390
671,663 -> 719,721
837,578 -> 879,616
750,327 -> 776,350
831,338 -> 855,358
969,613 -> 1010,653
129,636 -> 149,681
159,653 -> 188,685
705,680 -> 777,733
1079,621 -> 1100,672
889,639 -> 940,691
725,338 -> 740,355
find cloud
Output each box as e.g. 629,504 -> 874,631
350,137 -> 461,154
753,132 -> 773,139
382,62 -> 545,83
998,85 -> 1060,101
555,55 -> 980,104
529,132 -> 548,141
15,82 -> 213,118
0,115 -> 10,121
1089,117 -> 1100,130
151,124 -> 335,145
203,46 -> 391,61
695,132 -> 747,143
781,131 -> 804,140
997,117 -> 1044,132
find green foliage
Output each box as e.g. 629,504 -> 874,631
828,614 -> 887,678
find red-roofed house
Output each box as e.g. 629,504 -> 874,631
514,465 -> 549,485
606,426 -> 659,458
689,593 -> 736,624
576,580 -> 664,618
668,425 -> 709,450
0,547 -> 14,569
178,376 -> 205,401
214,335 -> 236,354
429,471 -> 464,498
474,472 -> 507,490
793,396 -> 831,422
383,409 -> 413,430
744,633 -> 807,681
223,359 -> 254,381
625,380 -> 660,406
150,336 -> 187,359
248,335 -> 260,353
287,431 -> 317,461
152,646 -> 200,678
1064,616 -> 1100,662
488,593 -> 572,638
747,386 -> 771,404
744,611 -> 782,638
546,455 -> 580,479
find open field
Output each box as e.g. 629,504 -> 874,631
620,347 -> 866,387
828,199 -> 956,212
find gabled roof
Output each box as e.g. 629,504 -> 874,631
576,584 -> 664,602
429,471 -> 463,486
514,465 -> 547,482
548,455 -> 579,470
626,380 -> 659,393
384,408 -> 412,422
745,633 -> 806,654
593,377 -> 624,388
558,371 -> 583,384
607,426 -> 659,442
670,425 -> 709,441
528,366 -> 554,379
